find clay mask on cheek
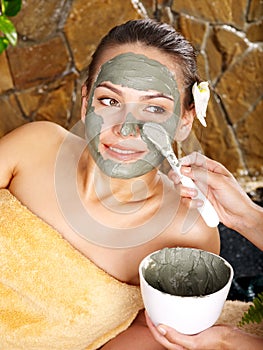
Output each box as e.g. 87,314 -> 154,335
85,53 -> 181,179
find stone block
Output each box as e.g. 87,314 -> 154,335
33,73 -> 78,128
196,53 -> 208,80
7,35 -> 70,89
178,15 -> 207,51
248,0 -> 263,21
246,21 -> 263,42
0,52 -> 13,93
215,48 -> 263,124
212,26 -> 248,68
64,0 -> 141,71
171,0 -> 247,29
0,95 -> 27,137
68,76 -> 83,130
206,29 -> 223,83
12,0 -> 70,41
236,99 -> 263,175
206,25 -> 248,82
16,87 -> 47,118
193,93 -> 244,174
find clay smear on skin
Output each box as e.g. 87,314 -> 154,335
85,53 -> 181,179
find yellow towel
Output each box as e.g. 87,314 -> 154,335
217,300 -> 263,337
0,189 -> 144,350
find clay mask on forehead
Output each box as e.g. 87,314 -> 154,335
85,52 -> 181,179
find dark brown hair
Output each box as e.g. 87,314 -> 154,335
85,18 -> 200,109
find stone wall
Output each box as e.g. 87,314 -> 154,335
0,0 -> 262,179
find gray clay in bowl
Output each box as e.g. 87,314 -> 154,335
143,247 -> 231,297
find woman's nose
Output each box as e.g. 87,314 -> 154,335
118,112 -> 140,137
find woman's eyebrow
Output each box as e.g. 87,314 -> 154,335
96,82 -> 122,96
97,82 -> 174,102
140,93 -> 174,102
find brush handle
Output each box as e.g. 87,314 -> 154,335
180,175 -> 219,227
143,122 -> 219,227
166,152 -> 219,227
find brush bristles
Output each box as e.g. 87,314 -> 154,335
143,123 -> 171,150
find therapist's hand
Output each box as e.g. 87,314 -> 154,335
145,312 -> 263,350
168,152 -> 263,250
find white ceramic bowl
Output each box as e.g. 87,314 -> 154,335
139,247 -> 234,335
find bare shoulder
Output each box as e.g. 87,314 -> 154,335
0,121 -> 67,147
0,121 -> 74,160
0,121 -> 69,188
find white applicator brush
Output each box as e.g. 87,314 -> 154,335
143,122 -> 219,228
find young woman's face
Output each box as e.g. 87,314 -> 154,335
84,45 -> 183,179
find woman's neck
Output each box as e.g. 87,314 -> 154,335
79,153 -> 160,205
76,148 -> 177,235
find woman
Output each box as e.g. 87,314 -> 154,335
0,19 -> 219,348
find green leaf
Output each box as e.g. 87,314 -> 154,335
239,292 -> 263,327
0,15 -> 17,46
0,36 -> 9,53
2,0 -> 22,17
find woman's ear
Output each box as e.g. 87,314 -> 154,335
81,85 -> 88,122
175,107 -> 195,142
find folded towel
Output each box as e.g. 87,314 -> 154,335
217,299 -> 263,337
0,189 -> 261,349
0,189 -> 144,350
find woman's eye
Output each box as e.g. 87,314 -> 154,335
145,105 -> 165,114
98,97 -> 120,107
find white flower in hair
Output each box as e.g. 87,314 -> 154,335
192,81 -> 210,127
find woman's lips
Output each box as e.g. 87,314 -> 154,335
103,144 -> 146,161
108,146 -> 137,155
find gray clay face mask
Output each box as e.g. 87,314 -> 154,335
85,52 -> 181,179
